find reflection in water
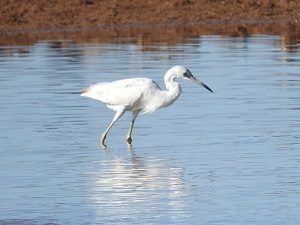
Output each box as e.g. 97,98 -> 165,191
0,46 -> 30,57
1,22 -> 300,52
280,34 -> 300,52
88,148 -> 187,223
279,23 -> 300,52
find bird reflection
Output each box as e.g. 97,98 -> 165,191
87,147 -> 188,222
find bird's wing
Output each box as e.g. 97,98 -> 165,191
81,78 -> 160,107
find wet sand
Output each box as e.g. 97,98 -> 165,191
1,0 -> 300,45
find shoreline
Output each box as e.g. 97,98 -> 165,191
1,18 -> 295,36
1,20 -> 300,46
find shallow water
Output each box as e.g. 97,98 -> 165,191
0,35 -> 300,225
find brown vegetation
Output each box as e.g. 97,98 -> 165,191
0,0 -> 300,45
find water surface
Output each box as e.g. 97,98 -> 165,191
0,35 -> 300,224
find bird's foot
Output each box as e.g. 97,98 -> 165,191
126,136 -> 132,144
126,137 -> 133,149
100,135 -> 107,149
100,141 -> 107,149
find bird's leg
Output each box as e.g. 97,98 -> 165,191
101,108 -> 126,147
126,110 -> 140,144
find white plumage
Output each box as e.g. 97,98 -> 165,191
81,78 -> 161,113
81,65 -> 213,147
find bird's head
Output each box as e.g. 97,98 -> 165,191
171,65 -> 214,93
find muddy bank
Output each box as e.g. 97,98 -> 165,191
0,0 -> 300,45
1,0 -> 300,33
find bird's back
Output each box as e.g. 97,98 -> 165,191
81,78 -> 161,111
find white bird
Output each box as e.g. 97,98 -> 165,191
81,65 -> 213,147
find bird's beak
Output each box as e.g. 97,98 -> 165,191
190,77 -> 214,93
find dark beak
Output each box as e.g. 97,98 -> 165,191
190,77 -> 214,93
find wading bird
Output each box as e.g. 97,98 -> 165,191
81,65 -> 213,147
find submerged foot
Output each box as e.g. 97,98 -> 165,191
126,137 -> 132,144
126,137 -> 133,149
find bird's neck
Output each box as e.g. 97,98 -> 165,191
164,69 -> 181,90
162,71 -> 182,106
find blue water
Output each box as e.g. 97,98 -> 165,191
0,35 -> 300,225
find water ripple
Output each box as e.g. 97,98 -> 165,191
0,35 -> 300,224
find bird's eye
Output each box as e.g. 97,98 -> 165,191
184,70 -> 192,78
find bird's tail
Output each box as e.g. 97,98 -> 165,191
80,87 -> 90,95
80,83 -> 109,100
